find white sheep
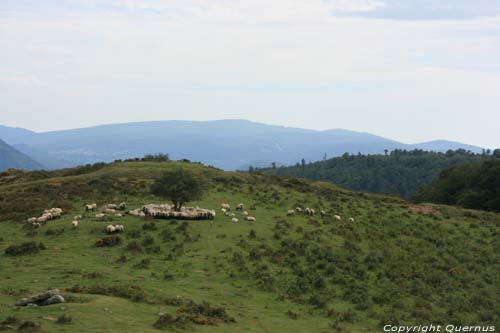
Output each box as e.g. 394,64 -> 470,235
106,225 -> 116,234
95,213 -> 106,220
115,213 -> 123,218
27,217 -> 37,224
119,202 -> 127,210
85,203 -> 97,211
334,215 -> 341,221
220,203 -> 231,211
114,225 -> 124,232
107,204 -> 118,210
224,211 -> 231,216
71,220 -> 79,228
221,208 -> 227,213
32,222 -> 41,229
287,210 -> 295,216
245,216 -> 256,222
74,215 -> 83,220
105,208 -> 116,214
242,211 -> 249,217
348,217 -> 355,223
295,207 -> 303,213
320,210 -> 326,217
236,203 -> 244,210
231,218 -> 238,223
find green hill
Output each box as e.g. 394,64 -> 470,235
0,138 -> 44,171
0,161 -> 499,332
413,160 -> 500,212
254,149 -> 497,199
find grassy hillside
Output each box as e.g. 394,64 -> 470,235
255,149 -> 496,199
0,138 -> 44,172
0,161 -> 499,332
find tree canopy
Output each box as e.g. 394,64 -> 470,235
150,168 -> 205,211
253,149 -> 496,199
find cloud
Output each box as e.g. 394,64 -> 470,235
0,0 -> 499,148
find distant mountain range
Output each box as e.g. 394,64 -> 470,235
0,138 -> 44,171
0,120 -> 484,171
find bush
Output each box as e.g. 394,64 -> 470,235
95,235 -> 121,247
56,315 -> 72,324
5,242 -> 46,256
142,222 -> 157,231
133,258 -> 151,269
125,241 -> 142,253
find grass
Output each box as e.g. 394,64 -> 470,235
0,161 -> 499,332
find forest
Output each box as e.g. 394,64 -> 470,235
254,149 -> 499,199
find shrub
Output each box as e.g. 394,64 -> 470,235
133,258 -> 151,269
5,242 -> 46,256
142,222 -> 157,231
56,315 -> 72,324
95,235 -> 121,247
126,241 -> 142,253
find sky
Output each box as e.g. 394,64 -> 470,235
1,0 -> 499,148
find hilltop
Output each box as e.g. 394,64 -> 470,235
0,161 -> 499,332
0,120 -> 483,170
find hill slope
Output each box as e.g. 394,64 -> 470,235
255,150 -> 495,199
0,120 -> 483,170
413,159 -> 500,212
0,138 -> 44,171
0,161 -> 499,332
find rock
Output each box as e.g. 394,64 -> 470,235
40,295 -> 65,306
15,289 -> 64,307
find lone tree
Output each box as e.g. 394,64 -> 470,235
151,168 -> 205,211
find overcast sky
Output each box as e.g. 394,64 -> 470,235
1,0 -> 499,147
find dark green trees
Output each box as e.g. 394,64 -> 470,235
151,168 -> 205,211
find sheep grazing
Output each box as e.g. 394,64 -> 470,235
71,220 -> 79,228
107,204 -> 118,210
320,210 -> 326,217
27,217 -> 37,224
119,202 -> 127,210
245,216 -> 256,222
220,203 -> 231,211
74,215 -> 83,220
85,203 -> 97,211
242,211 -> 249,217
221,208 -> 227,213
114,225 -> 124,232
128,209 -> 145,217
105,208 -> 116,214
36,216 -> 48,223
95,213 -> 106,220
287,210 -> 295,216
348,217 -> 355,223
32,222 -> 41,229
231,218 -> 238,223
115,213 -> 123,218
208,210 -> 216,219
236,203 -> 244,211
224,211 -> 231,216
305,208 -> 315,216
334,215 -> 341,221
106,225 -> 116,234
295,207 -> 303,213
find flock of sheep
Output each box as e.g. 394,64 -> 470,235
27,208 -> 63,228
26,200 -> 355,235
287,206 -> 355,222
220,203 -> 256,223
141,204 -> 216,220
